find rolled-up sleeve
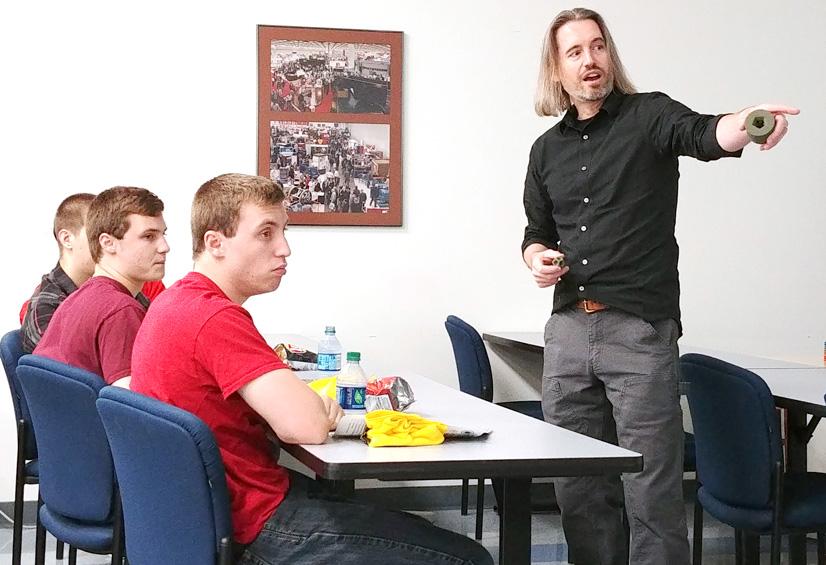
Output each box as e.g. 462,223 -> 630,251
521,142 -> 559,253
643,92 -> 743,162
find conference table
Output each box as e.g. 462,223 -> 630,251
482,331 -> 826,565
268,335 -> 642,564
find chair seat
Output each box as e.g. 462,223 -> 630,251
699,472 -> 826,533
40,505 -> 114,553
497,400 -> 544,421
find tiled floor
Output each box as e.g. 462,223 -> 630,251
2,498 -> 820,563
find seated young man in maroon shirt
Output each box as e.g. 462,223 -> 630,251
35,186 -> 169,387
19,191 -> 166,344
130,174 -> 491,565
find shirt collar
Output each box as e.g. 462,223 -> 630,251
560,89 -> 624,132
50,263 -> 78,295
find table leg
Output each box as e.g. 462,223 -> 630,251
312,478 -> 355,500
786,408 -> 807,565
498,477 -> 531,565
740,532 -> 760,565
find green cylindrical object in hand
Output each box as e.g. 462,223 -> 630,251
745,109 -> 775,144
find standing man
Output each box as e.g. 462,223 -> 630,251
522,8 -> 797,565
130,174 -> 492,565
21,193 -> 96,353
34,186 -> 169,387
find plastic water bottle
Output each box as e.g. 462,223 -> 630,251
317,326 -> 342,373
336,351 -> 367,410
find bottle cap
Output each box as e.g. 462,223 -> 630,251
325,325 -> 336,334
346,351 -> 361,362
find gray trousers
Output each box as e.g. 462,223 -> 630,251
542,307 -> 690,565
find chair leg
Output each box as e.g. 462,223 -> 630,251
692,498 -> 703,565
817,531 -> 825,565
56,539 -> 65,560
12,470 -> 25,565
12,422 -> 26,565
742,532 -> 760,565
769,532 -> 780,565
34,496 -> 46,565
475,478 -> 485,540
621,506 -> 630,558
69,546 -> 78,565
734,529 -> 743,565
460,478 -> 469,515
110,492 -> 125,565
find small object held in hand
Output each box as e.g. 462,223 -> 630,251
543,255 -> 565,268
745,109 -> 775,144
273,343 -> 318,371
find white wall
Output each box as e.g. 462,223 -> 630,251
1,0 -> 824,500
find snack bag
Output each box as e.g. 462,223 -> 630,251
365,376 -> 415,412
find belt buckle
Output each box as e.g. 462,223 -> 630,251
583,300 -> 598,313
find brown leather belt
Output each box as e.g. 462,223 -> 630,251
575,299 -> 609,313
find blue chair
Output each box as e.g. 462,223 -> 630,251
681,353 -> 826,565
444,315 -> 544,539
97,386 -> 233,565
0,330 -> 65,565
16,354 -> 124,565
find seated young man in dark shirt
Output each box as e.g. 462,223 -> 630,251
21,193 -> 96,353
130,173 -> 492,565
34,186 -> 169,387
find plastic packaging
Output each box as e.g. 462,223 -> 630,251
317,326 -> 342,372
336,351 -> 367,410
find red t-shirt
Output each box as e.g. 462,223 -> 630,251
34,276 -> 145,384
130,272 -> 290,544
140,279 -> 166,301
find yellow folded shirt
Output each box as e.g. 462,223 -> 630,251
365,410 -> 448,447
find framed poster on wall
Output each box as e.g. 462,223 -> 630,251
257,25 -> 403,226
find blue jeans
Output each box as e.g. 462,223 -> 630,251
238,473 -> 493,565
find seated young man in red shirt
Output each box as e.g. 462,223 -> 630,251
130,174 -> 492,565
35,186 -> 169,387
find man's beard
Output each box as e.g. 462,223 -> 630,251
570,70 -> 613,103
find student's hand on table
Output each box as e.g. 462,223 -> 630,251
320,394 -> 344,431
531,250 -> 569,288
739,104 -> 799,151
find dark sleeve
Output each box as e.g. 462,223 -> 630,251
641,92 -> 743,162
20,293 -> 62,353
521,140 -> 560,253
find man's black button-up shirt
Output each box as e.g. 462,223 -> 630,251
522,90 -> 741,324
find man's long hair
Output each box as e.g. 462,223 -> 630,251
534,8 -> 636,117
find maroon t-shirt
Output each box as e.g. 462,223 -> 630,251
34,276 -> 145,384
130,272 -> 289,544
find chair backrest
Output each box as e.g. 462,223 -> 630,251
16,354 -> 116,523
680,353 -> 782,510
97,386 -> 233,565
1,329 -> 36,459
444,315 -> 493,402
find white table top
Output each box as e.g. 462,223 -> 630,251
482,331 -> 818,369
741,367 -> 826,416
482,331 -> 826,415
281,373 -> 642,481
